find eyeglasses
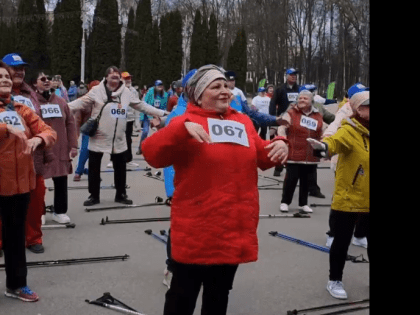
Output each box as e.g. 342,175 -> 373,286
38,76 -> 51,82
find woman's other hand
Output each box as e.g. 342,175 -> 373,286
184,122 -> 212,144
265,140 -> 288,164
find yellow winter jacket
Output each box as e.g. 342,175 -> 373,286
322,118 -> 369,213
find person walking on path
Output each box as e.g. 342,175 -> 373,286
0,61 -> 57,302
142,64 -> 289,315
166,80 -> 183,112
277,89 -> 327,214
30,70 -> 78,225
308,90 -> 370,300
68,66 -> 169,206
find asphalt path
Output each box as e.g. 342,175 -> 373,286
0,104 -> 369,315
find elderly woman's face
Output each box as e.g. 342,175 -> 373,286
106,70 -> 121,90
0,67 -> 13,95
36,73 -> 52,93
198,79 -> 230,114
297,94 -> 312,110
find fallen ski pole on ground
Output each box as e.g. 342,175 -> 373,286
47,184 -> 130,191
260,212 -> 310,218
101,216 -> 170,225
101,167 -> 151,173
145,229 -> 167,244
41,223 -> 76,229
86,196 -> 168,212
86,292 -> 145,315
143,171 -> 164,182
310,203 -> 331,207
287,298 -> 369,314
159,229 -> 169,241
318,305 -> 369,315
0,254 -> 130,269
268,231 -> 368,263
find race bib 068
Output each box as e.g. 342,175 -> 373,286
109,103 -> 127,119
207,118 -> 249,147
300,115 -> 318,131
41,104 -> 62,118
13,95 -> 36,112
0,111 -> 25,131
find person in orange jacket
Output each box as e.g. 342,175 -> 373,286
0,61 -> 57,302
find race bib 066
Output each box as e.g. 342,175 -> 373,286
300,115 -> 318,131
207,118 -> 249,147
287,92 -> 298,102
0,111 -> 25,131
13,95 -> 36,112
109,103 -> 127,119
41,104 -> 62,118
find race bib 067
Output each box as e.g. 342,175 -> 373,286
300,115 -> 318,131
0,111 -> 25,131
207,118 -> 249,147
41,104 -> 62,118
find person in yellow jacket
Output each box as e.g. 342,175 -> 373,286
307,90 -> 369,300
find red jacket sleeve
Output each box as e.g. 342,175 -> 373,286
20,105 -> 57,148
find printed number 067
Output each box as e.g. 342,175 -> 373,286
212,124 -> 243,138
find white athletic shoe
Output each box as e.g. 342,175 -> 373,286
126,161 -> 139,167
52,213 -> 71,224
326,281 -> 348,299
107,162 -> 113,168
326,236 -> 334,248
352,237 -> 367,248
279,203 -> 289,212
299,205 -> 313,213
163,268 -> 172,289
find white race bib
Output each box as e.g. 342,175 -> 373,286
208,118 -> 249,147
109,103 -> 127,119
287,92 -> 298,102
300,115 -> 318,131
13,95 -> 36,112
0,111 -> 25,131
40,104 -> 62,118
154,99 -> 161,108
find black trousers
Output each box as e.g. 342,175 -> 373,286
281,163 -> 317,206
307,166 -> 321,194
163,261 -> 238,315
327,210 -> 366,238
52,175 -> 68,214
259,125 -> 268,140
88,150 -> 127,200
166,228 -> 174,272
125,121 -> 134,163
329,210 -> 370,281
0,193 -> 30,290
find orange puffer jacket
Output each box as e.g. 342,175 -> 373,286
0,99 -> 57,196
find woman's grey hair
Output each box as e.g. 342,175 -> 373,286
185,64 -> 226,105
298,89 -> 314,105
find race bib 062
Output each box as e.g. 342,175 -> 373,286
0,111 -> 25,131
207,118 -> 249,147
300,115 -> 318,131
41,104 -> 62,118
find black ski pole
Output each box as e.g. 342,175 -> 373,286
102,167 -> 151,173
100,216 -> 170,225
310,203 -> 331,207
287,298 -> 369,314
319,305 -> 369,315
47,184 -> 130,191
86,196 -> 167,212
143,172 -> 164,182
260,212 -> 310,218
0,254 -> 129,269
85,299 -> 146,315
144,229 -> 167,244
92,292 -> 139,313
41,223 -> 76,229
159,229 -> 169,241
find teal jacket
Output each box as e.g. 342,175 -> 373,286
140,87 -> 168,120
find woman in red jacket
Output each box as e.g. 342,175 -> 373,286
142,65 -> 289,315
0,61 -> 57,302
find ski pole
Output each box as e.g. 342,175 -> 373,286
47,185 -> 130,191
101,167 -> 151,173
0,254 -> 130,269
144,229 -> 167,244
41,223 -> 76,229
287,298 -> 369,314
100,216 -> 170,225
260,213 -> 310,218
310,203 -> 331,207
90,292 -> 140,313
85,299 -> 146,315
86,196 -> 167,212
319,305 -> 369,315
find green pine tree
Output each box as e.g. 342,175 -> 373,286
227,28 -> 247,91
189,9 -> 205,70
206,12 -> 219,65
124,7 -> 137,75
88,0 -> 121,80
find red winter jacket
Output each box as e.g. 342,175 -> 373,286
142,104 -> 288,265
287,107 -> 323,163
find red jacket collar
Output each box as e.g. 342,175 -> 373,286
186,102 -> 238,119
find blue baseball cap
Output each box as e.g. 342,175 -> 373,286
286,68 -> 298,75
182,69 -> 197,88
258,87 -> 266,93
155,80 -> 163,86
2,53 -> 28,67
299,84 -> 317,93
348,83 -> 369,98
225,70 -> 236,80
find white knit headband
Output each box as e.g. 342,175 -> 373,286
193,69 -> 226,102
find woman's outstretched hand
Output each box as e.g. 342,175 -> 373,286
265,140 -> 288,164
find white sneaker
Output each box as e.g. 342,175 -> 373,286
126,161 -> 139,167
326,236 -> 334,248
352,237 -> 367,248
299,205 -> 313,213
163,268 -> 172,289
107,162 -> 113,168
326,281 -> 348,299
279,203 -> 289,212
41,215 -> 46,225
52,213 -> 71,224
